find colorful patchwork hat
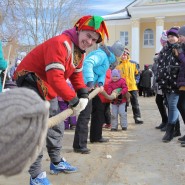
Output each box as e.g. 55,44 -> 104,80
74,15 -> 109,43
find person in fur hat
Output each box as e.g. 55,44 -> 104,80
14,15 -> 109,185
73,40 -> 125,154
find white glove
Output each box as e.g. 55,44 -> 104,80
72,98 -> 88,115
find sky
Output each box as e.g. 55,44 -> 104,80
85,0 -> 134,16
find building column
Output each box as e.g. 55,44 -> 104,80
155,17 -> 165,53
131,18 -> 140,63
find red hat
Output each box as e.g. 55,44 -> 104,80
74,15 -> 109,43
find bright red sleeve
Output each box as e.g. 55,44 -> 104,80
43,37 -> 77,102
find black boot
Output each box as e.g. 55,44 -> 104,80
178,135 -> 185,143
162,124 -> 175,142
155,122 -> 167,129
135,117 -> 143,124
173,119 -> 181,137
161,124 -> 167,132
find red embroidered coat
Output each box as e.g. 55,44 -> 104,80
14,34 -> 86,101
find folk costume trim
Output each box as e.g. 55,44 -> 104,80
63,40 -> 85,70
45,62 -> 65,72
75,67 -> 83,73
64,41 -> 72,61
15,70 -> 48,99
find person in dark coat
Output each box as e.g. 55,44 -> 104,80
173,25 -> 185,146
140,64 -> 153,97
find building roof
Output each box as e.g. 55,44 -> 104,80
102,0 -> 136,20
103,9 -> 130,20
103,0 -> 185,20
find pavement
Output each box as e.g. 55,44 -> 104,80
1,95 -> 185,185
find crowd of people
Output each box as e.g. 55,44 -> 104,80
1,14 -> 185,185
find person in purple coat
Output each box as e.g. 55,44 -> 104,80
173,25 -> 185,146
107,69 -> 128,131
58,79 -> 77,130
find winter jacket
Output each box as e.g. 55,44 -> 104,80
152,56 -> 162,94
83,47 -> 116,86
98,69 -> 111,103
140,68 -> 153,88
107,78 -> 128,104
156,42 -> 180,93
0,41 -> 7,92
116,57 -> 139,91
14,34 -> 86,103
177,43 -> 185,88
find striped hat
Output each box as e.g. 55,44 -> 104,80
124,48 -> 130,55
160,30 -> 167,46
74,15 -> 109,43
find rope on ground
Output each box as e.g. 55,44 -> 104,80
0,88 -> 50,176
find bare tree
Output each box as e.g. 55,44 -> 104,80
0,0 -> 86,47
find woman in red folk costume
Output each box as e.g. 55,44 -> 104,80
14,15 -> 109,185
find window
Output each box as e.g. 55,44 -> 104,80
143,29 -> 154,47
120,31 -> 128,46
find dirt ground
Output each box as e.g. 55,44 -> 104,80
1,96 -> 185,185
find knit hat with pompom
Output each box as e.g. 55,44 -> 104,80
0,88 -> 50,176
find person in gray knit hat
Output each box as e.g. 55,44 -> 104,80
73,40 -> 124,154
108,40 -> 125,57
0,88 -> 50,176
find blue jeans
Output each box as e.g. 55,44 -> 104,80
165,92 -> 179,124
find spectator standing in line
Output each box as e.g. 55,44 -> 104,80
173,26 -> 185,146
153,31 -> 168,130
156,26 -> 180,143
116,48 -> 144,124
140,64 -> 153,97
